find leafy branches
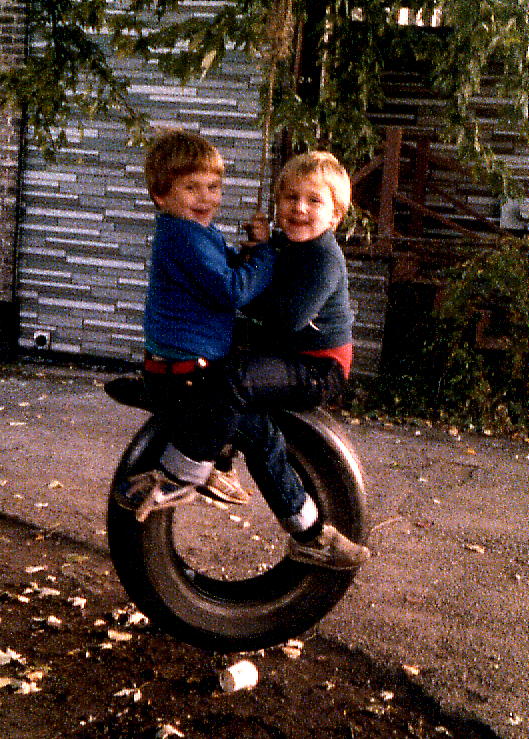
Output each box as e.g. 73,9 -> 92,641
426,1 -> 529,190
433,239 -> 529,431
377,239 -> 529,432
3,1 -> 529,180
0,0 -> 145,158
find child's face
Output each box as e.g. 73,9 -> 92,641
153,170 -> 223,227
277,175 -> 339,242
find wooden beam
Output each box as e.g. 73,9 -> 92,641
395,193 -> 488,239
410,137 -> 430,236
350,154 -> 384,187
428,182 -> 504,234
377,128 -> 402,252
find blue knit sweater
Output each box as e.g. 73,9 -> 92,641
245,229 -> 353,352
144,214 -> 276,360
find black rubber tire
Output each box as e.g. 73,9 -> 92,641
106,408 -> 368,653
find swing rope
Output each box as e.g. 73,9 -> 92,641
255,0 -> 294,214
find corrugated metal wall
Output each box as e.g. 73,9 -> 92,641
16,1 -> 266,362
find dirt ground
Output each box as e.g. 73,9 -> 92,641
0,515 -> 497,739
0,358 -> 527,738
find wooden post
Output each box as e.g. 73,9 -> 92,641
411,136 -> 429,236
377,127 -> 402,253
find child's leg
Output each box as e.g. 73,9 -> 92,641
162,352 -> 345,466
235,410 -> 369,569
234,412 -> 313,526
137,366 -> 246,504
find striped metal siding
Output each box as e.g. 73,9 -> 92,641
16,2 -> 265,361
348,259 -> 389,377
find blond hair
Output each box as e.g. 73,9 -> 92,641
275,151 -> 351,222
145,128 -> 224,201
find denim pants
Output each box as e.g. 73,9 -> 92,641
143,352 -> 345,521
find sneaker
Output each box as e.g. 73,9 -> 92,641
198,467 -> 251,505
115,470 -> 196,514
287,524 -> 370,570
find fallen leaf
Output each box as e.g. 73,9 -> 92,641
46,615 -> 62,628
156,724 -> 185,738
0,647 -> 26,666
0,677 -> 19,690
114,687 -> 142,701
37,587 -> 61,597
15,680 -> 41,694
126,610 -> 149,627
463,543 -> 485,554
107,629 -> 133,642
281,639 -> 304,659
25,669 -> 46,681
63,554 -> 89,563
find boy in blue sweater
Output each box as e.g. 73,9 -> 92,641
124,146 -> 370,570
132,128 -> 275,502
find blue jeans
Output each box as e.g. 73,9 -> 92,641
144,352 -> 345,520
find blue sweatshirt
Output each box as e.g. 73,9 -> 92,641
144,214 -> 276,360
245,229 -> 353,352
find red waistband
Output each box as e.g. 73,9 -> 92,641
301,343 -> 353,378
144,352 -> 209,375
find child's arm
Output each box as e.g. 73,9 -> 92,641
162,217 -> 275,309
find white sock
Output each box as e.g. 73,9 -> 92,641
160,443 -> 213,485
281,495 -> 319,534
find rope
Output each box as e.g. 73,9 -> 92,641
256,0 -> 294,214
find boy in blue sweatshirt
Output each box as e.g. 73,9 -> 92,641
123,147 -> 370,570
134,128 -> 275,501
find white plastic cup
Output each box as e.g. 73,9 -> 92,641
219,660 -> 259,692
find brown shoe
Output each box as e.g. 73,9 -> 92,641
287,524 -> 370,570
115,470 -> 196,522
199,468 -> 251,505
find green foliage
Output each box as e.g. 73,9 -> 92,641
0,0 -> 146,158
374,239 -> 529,433
3,1 -> 529,180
